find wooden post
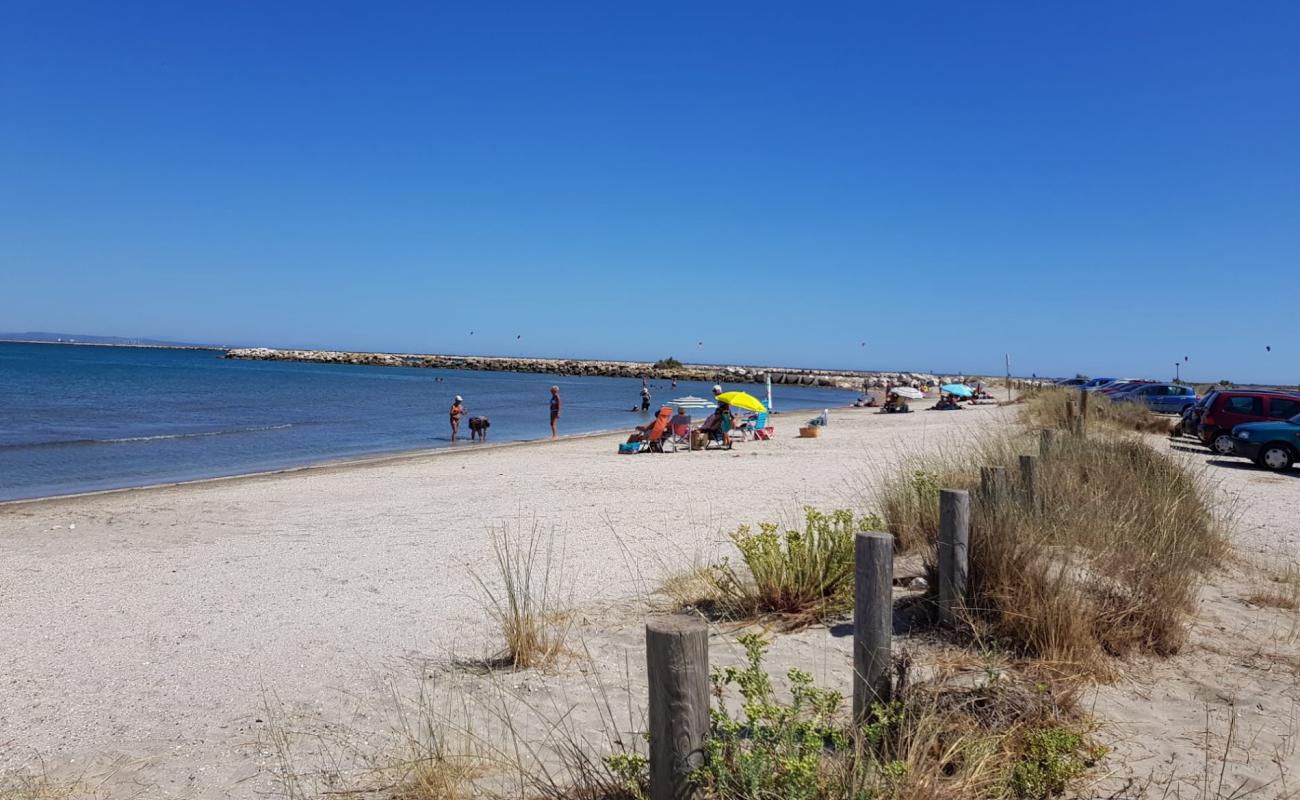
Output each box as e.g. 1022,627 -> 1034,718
853,531 -> 893,721
938,489 -> 970,628
1078,388 -> 1089,438
1039,429 -> 1055,459
979,465 -> 1007,501
647,617 -> 709,800
1019,454 -> 1038,508
1065,399 -> 1077,432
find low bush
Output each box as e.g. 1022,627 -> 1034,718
703,508 -> 883,624
684,634 -> 1098,800
879,431 -> 1226,676
653,356 -> 683,370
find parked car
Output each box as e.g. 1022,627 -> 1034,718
1199,390 -> 1300,456
1080,377 -> 1116,391
1178,391 -> 1217,437
1055,378 -> 1088,387
1110,383 -> 1197,414
1098,380 -> 1148,396
1231,414 -> 1300,471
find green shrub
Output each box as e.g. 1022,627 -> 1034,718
705,508 -> 884,622
690,634 -> 1097,800
654,356 -> 683,369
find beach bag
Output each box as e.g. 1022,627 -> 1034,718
754,427 -> 774,441
690,431 -> 709,450
619,442 -> 643,454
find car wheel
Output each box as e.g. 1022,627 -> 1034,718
1211,432 -> 1236,456
1257,444 -> 1295,472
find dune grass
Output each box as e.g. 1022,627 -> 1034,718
1020,387 -> 1172,435
878,429 -> 1226,676
471,522 -> 573,670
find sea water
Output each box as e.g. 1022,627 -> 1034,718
0,342 -> 854,501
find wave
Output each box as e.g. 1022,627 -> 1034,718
0,423 -> 297,450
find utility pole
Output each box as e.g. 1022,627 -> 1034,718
1175,362 -> 1180,383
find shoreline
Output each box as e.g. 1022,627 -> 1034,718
0,404 -> 846,508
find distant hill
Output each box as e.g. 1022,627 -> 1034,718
0,332 -> 223,349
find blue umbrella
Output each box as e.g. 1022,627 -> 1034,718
941,383 -> 974,397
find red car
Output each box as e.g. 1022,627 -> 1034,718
1199,390 -> 1300,456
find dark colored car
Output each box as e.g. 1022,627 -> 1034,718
1178,391 -> 1217,438
1199,390 -> 1300,456
1231,414 -> 1300,471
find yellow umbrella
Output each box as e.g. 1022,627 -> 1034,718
716,391 -> 766,413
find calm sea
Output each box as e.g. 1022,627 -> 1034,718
0,342 -> 854,501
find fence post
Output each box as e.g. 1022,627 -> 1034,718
1039,429 -> 1055,459
979,465 -> 1007,501
853,531 -> 894,722
1019,454 -> 1039,508
1078,388 -> 1089,438
646,616 -> 709,800
1065,399 -> 1077,432
938,489 -> 970,628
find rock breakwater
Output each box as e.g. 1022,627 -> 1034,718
223,347 -> 969,391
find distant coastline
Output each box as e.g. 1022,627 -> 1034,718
0,338 -> 223,351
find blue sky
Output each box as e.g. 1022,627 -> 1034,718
1,2 -> 1295,382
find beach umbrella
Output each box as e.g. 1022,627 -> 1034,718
941,383 -> 974,398
670,395 -> 716,409
716,391 -> 767,413
893,387 -> 924,400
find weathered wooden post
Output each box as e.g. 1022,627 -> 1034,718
646,616 -> 709,800
979,465 -> 1007,501
1039,429 -> 1055,459
1065,399 -> 1077,432
1019,454 -> 1039,508
853,531 -> 893,721
938,489 -> 970,628
1078,388 -> 1089,438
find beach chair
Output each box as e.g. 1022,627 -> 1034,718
732,411 -> 768,441
639,407 -> 675,453
667,414 -> 692,451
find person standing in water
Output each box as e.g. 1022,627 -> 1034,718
449,395 -> 466,441
640,378 -> 651,412
549,385 -> 561,439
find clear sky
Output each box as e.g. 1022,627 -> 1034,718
1,2 -> 1295,382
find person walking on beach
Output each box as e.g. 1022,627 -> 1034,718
449,395 -> 467,441
549,385 -> 561,439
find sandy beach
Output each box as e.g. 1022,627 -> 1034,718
4,402 -> 1299,797
0,402 -> 997,794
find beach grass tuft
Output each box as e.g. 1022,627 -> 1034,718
471,521 -> 573,670
878,429 -> 1226,677
1019,386 -> 1172,435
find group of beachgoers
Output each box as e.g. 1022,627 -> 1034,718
853,382 -> 997,414
626,384 -> 748,450
448,384 -> 563,443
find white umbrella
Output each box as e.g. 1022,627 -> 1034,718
670,395 -> 716,409
892,387 -> 924,400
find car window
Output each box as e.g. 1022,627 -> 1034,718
1222,396 -> 1263,416
1268,398 -> 1300,419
